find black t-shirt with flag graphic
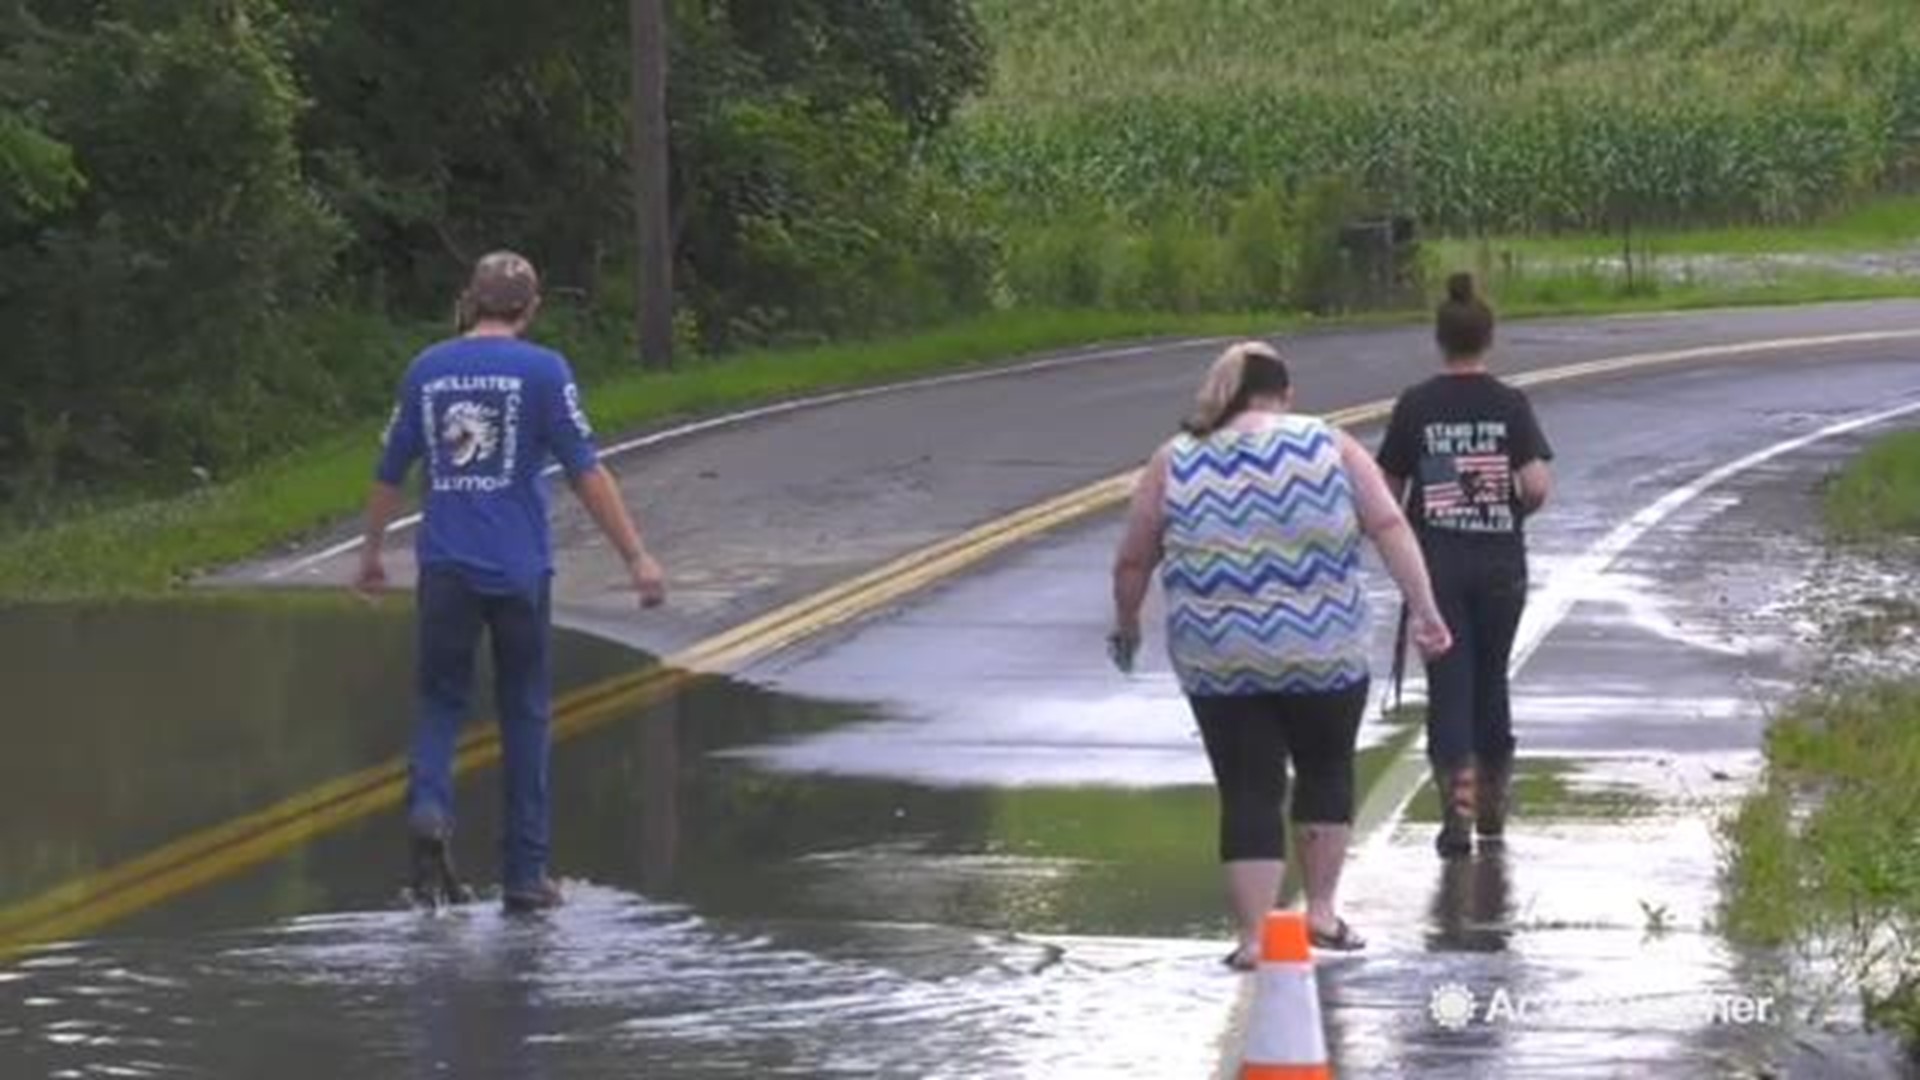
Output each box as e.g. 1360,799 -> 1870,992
1376,373 -> 1552,551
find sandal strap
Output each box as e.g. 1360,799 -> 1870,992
1310,918 -> 1367,950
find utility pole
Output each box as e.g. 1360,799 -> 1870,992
631,0 -> 673,369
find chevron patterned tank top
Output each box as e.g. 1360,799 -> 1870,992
1162,414 -> 1370,696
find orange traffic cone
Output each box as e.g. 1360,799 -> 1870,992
1238,910 -> 1332,1079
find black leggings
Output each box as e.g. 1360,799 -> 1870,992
1424,548 -> 1527,771
1190,683 -> 1369,862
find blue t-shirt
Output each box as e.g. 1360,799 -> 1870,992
375,337 -> 600,595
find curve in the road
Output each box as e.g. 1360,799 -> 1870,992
263,335 -> 1235,580
8,327 -> 1920,963
1350,393 -> 1920,851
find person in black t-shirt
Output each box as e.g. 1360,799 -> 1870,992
1377,273 -> 1554,858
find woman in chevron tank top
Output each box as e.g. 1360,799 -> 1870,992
1112,342 -> 1451,967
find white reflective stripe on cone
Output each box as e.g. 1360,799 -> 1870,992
1245,962 -> 1328,1065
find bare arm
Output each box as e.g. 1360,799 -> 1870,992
353,482 -> 407,594
570,465 -> 666,607
1516,460 -> 1552,514
1112,447 -> 1170,635
1338,431 -> 1451,657
1375,396 -> 1414,506
1512,391 -> 1553,515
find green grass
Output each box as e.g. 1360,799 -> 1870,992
1435,196 -> 1920,263
1493,267 -> 1920,316
1720,781 -> 1799,947
0,309 -> 1275,600
1825,429 -> 1920,541
1721,682 -> 1920,1050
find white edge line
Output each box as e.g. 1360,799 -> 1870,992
271,327 -> 1920,580
1353,393 -> 1920,860
263,336 -> 1231,579
1223,392 -> 1920,1080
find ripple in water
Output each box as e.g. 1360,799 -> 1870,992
2,882 -> 1241,1079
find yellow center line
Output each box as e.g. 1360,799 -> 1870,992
4,327 -> 1916,962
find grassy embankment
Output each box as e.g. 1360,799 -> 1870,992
1722,430 -> 1920,1051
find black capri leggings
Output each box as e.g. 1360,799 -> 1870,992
1190,682 -> 1370,862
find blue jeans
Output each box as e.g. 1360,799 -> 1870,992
408,565 -> 553,892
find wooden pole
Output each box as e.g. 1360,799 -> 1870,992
631,0 -> 673,368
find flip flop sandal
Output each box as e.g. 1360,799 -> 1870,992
1309,918 -> 1367,952
1221,944 -> 1258,972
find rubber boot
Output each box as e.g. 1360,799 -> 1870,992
1433,764 -> 1476,859
1476,757 -> 1514,844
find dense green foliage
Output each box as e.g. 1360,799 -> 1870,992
0,0 -> 991,509
960,0 -> 1920,231
2,1 -> 346,506
296,0 -> 992,343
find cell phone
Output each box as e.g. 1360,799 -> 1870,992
1107,631 -> 1140,675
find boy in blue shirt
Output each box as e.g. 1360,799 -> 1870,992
355,252 -> 666,913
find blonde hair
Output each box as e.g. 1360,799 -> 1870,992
455,251 -> 541,331
1185,340 -> 1290,435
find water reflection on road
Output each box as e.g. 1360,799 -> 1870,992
0,596 -> 1244,1078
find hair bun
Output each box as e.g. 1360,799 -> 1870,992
1446,272 -> 1477,304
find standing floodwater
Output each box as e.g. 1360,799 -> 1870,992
0,596 -> 1248,1077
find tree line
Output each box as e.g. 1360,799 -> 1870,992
0,0 -> 992,508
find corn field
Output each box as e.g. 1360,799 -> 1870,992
951,0 -> 1920,232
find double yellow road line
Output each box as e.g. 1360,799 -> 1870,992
0,467 -> 1145,958
4,327 -> 1916,961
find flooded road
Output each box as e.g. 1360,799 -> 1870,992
7,348 -> 1920,1076
0,599 -> 1268,1077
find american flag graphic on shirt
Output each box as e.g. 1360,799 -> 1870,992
1418,426 -> 1517,533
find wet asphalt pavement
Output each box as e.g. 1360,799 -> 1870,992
739,351 -> 1920,1077
227,301 -> 1920,656
9,307 -> 1920,1077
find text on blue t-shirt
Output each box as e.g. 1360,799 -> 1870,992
375,337 -> 600,595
